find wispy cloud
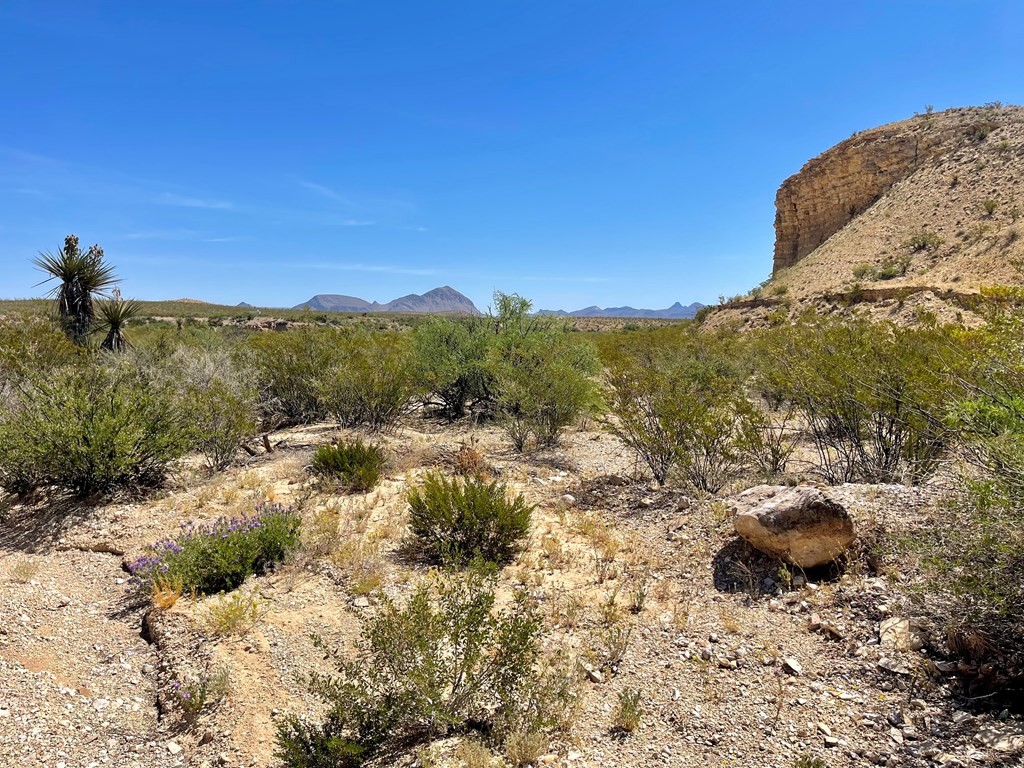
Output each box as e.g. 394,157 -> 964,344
117,228 -> 199,241
157,192 -> 234,210
334,219 -> 376,227
204,236 -> 246,243
296,179 -> 352,204
297,261 -> 437,276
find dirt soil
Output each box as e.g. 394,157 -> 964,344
2,420 -> 1022,768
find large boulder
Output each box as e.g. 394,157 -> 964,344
732,485 -> 855,568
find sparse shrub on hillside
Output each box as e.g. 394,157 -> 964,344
752,317 -> 958,484
412,316 -> 493,420
904,230 -> 944,253
128,502 -> 301,596
276,567 -> 573,765
968,120 -> 997,142
317,331 -> 417,432
853,256 -> 913,281
310,440 -> 386,492
611,688 -> 643,734
487,292 -> 600,450
408,472 -> 533,566
0,363 -> 189,495
982,197 -> 999,216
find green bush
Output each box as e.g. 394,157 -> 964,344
128,502 -> 301,595
187,379 -> 259,471
487,292 -> 600,450
317,331 -> 417,432
310,440 -> 386,492
904,230 -> 944,253
408,472 -> 533,566
276,567 -> 572,765
412,317 -> 492,420
752,316 -> 958,484
0,363 -> 189,495
605,329 -> 751,490
246,327 -> 344,426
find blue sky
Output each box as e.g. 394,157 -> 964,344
2,2 -> 1023,311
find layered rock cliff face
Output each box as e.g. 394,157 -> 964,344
772,106 -> 1021,274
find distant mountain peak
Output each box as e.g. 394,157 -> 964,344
295,287 -> 481,315
536,301 -> 704,319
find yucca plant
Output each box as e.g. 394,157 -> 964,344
96,294 -> 142,352
33,234 -> 119,344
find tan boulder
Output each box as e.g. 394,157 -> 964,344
733,485 -> 855,568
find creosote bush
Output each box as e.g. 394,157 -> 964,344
310,440 -> 387,492
128,502 -> 301,596
408,472 -> 533,566
276,567 -> 574,766
0,363 -> 189,496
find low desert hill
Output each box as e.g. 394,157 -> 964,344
295,285 -> 481,315
538,301 -> 704,319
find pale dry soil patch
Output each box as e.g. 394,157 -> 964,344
1,420 -> 1021,768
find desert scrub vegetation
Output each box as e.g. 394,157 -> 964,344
316,329 -> 418,432
487,292 -> 601,450
910,301 -> 1024,694
0,362 -> 191,495
412,315 -> 492,420
851,255 -> 912,281
276,567 -> 575,766
603,328 -> 757,490
751,316 -> 960,484
408,471 -> 534,566
903,230 -> 944,253
128,502 -> 301,596
310,440 -> 387,492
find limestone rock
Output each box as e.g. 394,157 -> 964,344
733,485 -> 855,568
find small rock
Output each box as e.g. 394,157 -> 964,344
353,597 -> 370,608
824,736 -> 840,748
561,494 -> 576,506
783,657 -> 803,676
975,723 -> 1024,752
167,741 -> 182,755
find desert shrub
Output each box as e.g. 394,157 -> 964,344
904,230 -> 944,253
188,379 -> 259,470
408,472 -> 533,566
982,197 -> 999,216
246,327 -> 344,425
0,362 -> 189,495
205,588 -> 262,636
169,667 -> 231,727
161,346 -> 259,470
487,292 -> 600,450
611,688 -> 643,734
0,315 -> 82,399
412,317 -> 492,420
310,440 -> 386,492
317,331 -> 417,432
912,307 -> 1024,691
605,329 -> 750,490
276,567 -> 572,764
504,731 -> 549,767
752,317 -> 958,484
128,502 -> 301,596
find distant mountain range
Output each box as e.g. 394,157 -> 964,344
537,301 -> 704,319
293,286 -> 481,315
